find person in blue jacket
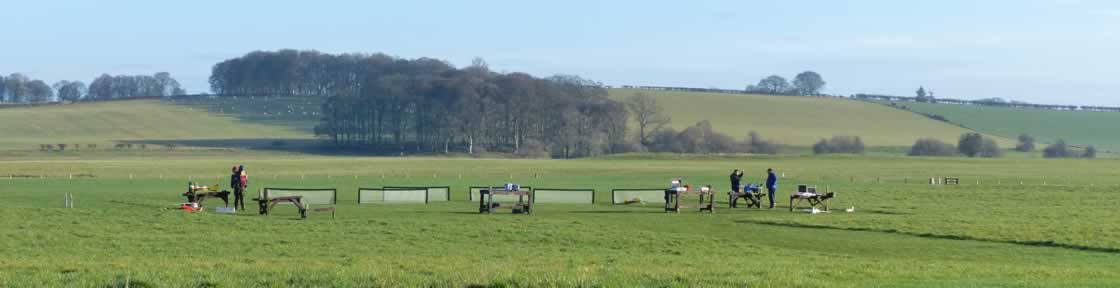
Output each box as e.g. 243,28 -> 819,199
765,168 -> 778,209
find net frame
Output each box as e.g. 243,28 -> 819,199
262,188 -> 338,205
357,187 -> 430,204
384,186 -> 451,202
531,188 -> 596,204
610,188 -> 667,205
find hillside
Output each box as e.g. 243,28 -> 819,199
891,101 -> 1120,151
1,93 -> 1016,153
608,88 -> 1005,148
0,100 -> 312,150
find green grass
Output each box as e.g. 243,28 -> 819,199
167,95 -> 323,133
609,88 -> 1011,148
883,101 -> 1120,152
0,100 -> 311,150
2,154 -> 1119,287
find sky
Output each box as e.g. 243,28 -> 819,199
2,0 -> 1119,105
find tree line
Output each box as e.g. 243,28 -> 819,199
744,71 -> 827,96
0,72 -> 186,104
0,74 -> 53,103
908,132 -> 1096,159
210,50 -> 628,158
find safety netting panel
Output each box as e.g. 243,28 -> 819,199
382,188 -> 428,203
357,188 -> 384,204
533,189 -> 594,204
426,187 -> 450,202
386,186 -> 450,202
264,188 -> 337,205
611,189 -> 666,204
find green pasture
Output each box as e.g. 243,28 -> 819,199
607,89 -> 1010,148
167,95 -> 323,133
0,100 -> 311,150
884,101 -> 1120,152
2,155 -> 1119,287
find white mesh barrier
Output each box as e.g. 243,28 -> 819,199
357,188 -> 384,204
383,188 -> 427,202
426,187 -> 450,202
264,188 -> 337,205
611,189 -> 666,204
385,186 -> 450,202
358,188 -> 426,203
533,188 -> 594,204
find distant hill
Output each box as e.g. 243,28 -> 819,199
0,99 -> 311,150
608,88 -> 1008,148
884,101 -> 1120,151
1,92 -> 1018,154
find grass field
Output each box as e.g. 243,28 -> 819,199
4,92 -> 1120,286
883,101 -> 1120,152
0,100 -> 311,151
608,89 -> 1011,148
2,154 -> 1119,287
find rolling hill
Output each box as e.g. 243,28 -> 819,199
885,101 -> 1120,151
1,91 -> 1014,153
0,100 -> 311,150
607,88 -> 1006,148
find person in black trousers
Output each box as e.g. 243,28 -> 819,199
765,168 -> 778,209
230,166 -> 245,211
729,169 -> 743,207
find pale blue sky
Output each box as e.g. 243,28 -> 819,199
3,0 -> 1118,105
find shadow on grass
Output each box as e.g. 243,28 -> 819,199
736,219 -> 1120,254
865,209 -> 912,215
567,210 -> 664,214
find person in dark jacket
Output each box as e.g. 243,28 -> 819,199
232,165 -> 247,211
765,168 -> 778,208
229,166 -> 240,193
729,170 -> 743,208
730,170 -> 743,193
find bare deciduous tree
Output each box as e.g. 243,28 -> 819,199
625,93 -> 670,146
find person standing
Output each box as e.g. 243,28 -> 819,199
235,165 -> 248,211
229,166 -> 241,208
765,168 -> 778,209
729,170 -> 743,208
